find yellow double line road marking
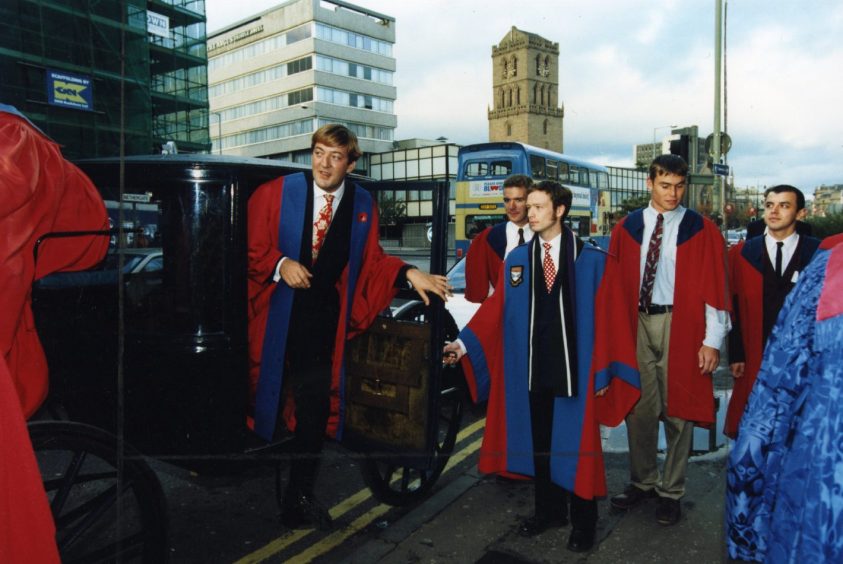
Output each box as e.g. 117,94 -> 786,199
234,418 -> 486,564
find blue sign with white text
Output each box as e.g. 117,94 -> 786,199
47,70 -> 93,111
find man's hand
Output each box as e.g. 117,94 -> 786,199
698,345 -> 720,374
442,341 -> 463,365
407,269 -> 453,306
279,258 -> 313,289
595,386 -> 609,397
730,362 -> 745,379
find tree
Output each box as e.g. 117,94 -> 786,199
377,193 -> 407,239
806,212 -> 843,239
616,194 -> 651,218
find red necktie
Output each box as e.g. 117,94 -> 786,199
543,241 -> 556,293
312,194 -> 334,261
639,213 -> 664,308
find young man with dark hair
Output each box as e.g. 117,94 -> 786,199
596,154 -> 730,526
465,174 -> 534,303
444,180 -> 639,553
724,184 -> 820,437
248,124 -> 451,530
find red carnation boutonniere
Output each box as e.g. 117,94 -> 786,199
358,212 -> 368,223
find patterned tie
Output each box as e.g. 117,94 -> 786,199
639,213 -> 664,309
775,241 -> 784,277
312,193 -> 334,261
542,241 -> 556,293
518,227 -> 525,246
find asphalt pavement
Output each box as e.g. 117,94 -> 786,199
339,371 -> 734,564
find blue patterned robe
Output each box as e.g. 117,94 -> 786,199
726,239 -> 843,563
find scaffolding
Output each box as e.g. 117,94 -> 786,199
0,0 -> 210,158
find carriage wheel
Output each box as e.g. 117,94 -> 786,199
361,307 -> 466,506
29,421 -> 169,564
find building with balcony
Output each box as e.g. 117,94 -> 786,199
813,184 -> 843,217
207,0 -> 397,171
0,0 -> 210,158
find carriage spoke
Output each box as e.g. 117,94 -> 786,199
51,449 -> 88,517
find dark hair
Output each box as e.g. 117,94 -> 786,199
528,180 -> 572,221
503,174 -> 533,189
764,184 -> 806,211
648,154 -> 688,180
311,124 -> 361,163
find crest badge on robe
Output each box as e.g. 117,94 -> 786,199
509,265 -> 524,287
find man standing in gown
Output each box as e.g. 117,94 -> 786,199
248,124 -> 451,530
444,181 -> 639,552
599,155 -> 730,526
726,232 -> 843,562
724,184 -> 819,438
464,174 -> 533,302
0,104 -> 109,563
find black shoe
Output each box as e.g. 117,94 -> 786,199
610,484 -> 657,510
567,528 -> 595,553
655,497 -> 681,526
280,493 -> 333,530
518,514 -> 569,537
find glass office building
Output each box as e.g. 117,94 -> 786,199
0,0 -> 210,158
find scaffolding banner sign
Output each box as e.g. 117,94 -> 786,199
46,70 -> 93,111
147,11 -> 170,38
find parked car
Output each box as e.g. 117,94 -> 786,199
392,257 -> 480,331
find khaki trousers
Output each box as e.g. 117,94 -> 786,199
625,311 -> 694,500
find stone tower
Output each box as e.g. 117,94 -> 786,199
488,26 -> 564,152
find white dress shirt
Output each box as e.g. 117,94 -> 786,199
274,181 -> 346,281
764,229 -> 799,275
505,221 -> 534,258
639,204 -> 730,349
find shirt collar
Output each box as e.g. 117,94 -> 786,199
646,203 -> 685,222
765,229 -> 799,251
314,181 -> 345,203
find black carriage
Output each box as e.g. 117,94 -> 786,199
30,155 -> 465,562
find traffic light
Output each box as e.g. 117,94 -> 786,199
670,134 -> 691,163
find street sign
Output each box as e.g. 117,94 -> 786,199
688,174 -> 715,185
713,163 -> 730,176
705,132 -> 732,157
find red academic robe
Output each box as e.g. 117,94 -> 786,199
593,208 -> 729,425
247,174 -> 405,441
464,222 -> 507,303
459,234 -> 640,499
723,235 -> 820,437
0,108 -> 109,564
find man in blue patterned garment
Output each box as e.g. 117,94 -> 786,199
726,232 -> 843,563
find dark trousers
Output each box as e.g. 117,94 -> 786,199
285,354 -> 333,496
530,390 -> 597,531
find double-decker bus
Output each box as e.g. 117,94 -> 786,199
454,142 -> 609,257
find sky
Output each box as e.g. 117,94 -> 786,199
206,0 -> 843,193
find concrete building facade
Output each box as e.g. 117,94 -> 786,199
207,0 -> 397,170
488,26 -> 564,152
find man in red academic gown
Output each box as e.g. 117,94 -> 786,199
724,185 -> 820,438
464,174 -> 533,302
248,124 -> 451,530
0,104 -> 109,563
444,181 -> 639,553
598,155 -> 730,526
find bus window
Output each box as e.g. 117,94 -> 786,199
490,161 -> 513,176
464,160 -> 513,178
569,165 -> 589,186
530,155 -> 545,178
464,161 -> 488,178
546,159 -> 558,180
465,214 -> 505,239
558,161 -> 569,183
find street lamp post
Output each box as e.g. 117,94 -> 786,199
652,124 -> 677,161
210,111 -> 222,155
